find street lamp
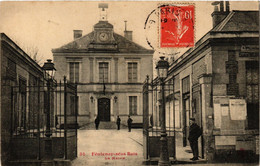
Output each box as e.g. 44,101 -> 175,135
90,96 -> 94,103
42,59 -> 56,160
114,96 -> 118,103
42,59 -> 56,137
156,56 -> 170,166
43,59 -> 56,80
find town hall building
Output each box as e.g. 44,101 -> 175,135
52,4 -> 153,126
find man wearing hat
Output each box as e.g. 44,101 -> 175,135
188,117 -> 202,161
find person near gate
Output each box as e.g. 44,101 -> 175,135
127,115 -> 133,132
95,116 -> 100,130
188,117 -> 202,161
116,116 -> 121,130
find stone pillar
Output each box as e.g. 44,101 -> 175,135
198,74 -> 214,162
114,58 -> 118,83
89,58 -> 94,83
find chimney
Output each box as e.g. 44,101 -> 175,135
124,21 -> 133,41
226,1 -> 230,12
211,1 -> 230,27
73,30 -> 82,40
220,1 -> 224,12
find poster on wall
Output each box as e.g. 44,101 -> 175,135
229,99 -> 247,120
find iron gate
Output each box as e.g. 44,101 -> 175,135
10,76 -> 78,160
143,75 -> 176,160
143,75 -> 204,160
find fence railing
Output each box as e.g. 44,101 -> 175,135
10,76 -> 78,160
143,75 -> 177,159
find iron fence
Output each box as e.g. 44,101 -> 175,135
143,75 -> 177,159
10,76 -> 77,160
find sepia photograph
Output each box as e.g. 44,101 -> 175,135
0,1 -> 259,166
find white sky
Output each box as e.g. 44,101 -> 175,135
0,1 -> 258,64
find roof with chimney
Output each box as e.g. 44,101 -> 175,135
212,10 -> 259,32
52,21 -> 153,54
53,4 -> 153,54
52,31 -> 152,54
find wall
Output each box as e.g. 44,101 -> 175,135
211,39 -> 259,161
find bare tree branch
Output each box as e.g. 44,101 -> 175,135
13,38 -> 44,66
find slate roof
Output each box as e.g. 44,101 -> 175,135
212,11 -> 259,32
52,21 -> 153,54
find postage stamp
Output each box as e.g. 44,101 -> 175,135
160,4 -> 195,48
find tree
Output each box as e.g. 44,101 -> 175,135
22,45 -> 43,65
13,37 -> 44,66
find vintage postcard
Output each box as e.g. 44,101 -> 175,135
0,1 -> 259,166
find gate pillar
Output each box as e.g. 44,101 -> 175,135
199,74 -> 214,161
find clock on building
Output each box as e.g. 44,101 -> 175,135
99,32 -> 109,42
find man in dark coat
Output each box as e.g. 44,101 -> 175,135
116,116 -> 121,130
127,116 -> 133,132
95,116 -> 100,130
188,117 -> 202,161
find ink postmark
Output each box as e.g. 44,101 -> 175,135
160,5 -> 194,47
144,3 -> 195,56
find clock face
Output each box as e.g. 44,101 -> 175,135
99,32 -> 109,42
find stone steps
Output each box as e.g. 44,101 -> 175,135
80,121 -> 127,130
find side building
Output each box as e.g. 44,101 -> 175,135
0,33 -> 45,165
153,4 -> 259,162
1,33 -> 78,165
52,14 -> 153,126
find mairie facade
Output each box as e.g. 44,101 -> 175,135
53,19 -> 153,126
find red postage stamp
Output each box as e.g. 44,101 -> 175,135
160,5 -> 195,48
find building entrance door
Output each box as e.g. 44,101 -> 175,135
98,98 -> 110,121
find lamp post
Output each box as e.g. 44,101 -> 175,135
114,96 -> 118,103
156,56 -> 170,166
42,59 -> 56,159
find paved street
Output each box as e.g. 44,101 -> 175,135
71,128 -> 258,166
71,129 -> 144,166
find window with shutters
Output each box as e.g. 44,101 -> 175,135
128,62 -> 138,82
69,62 -> 79,83
129,96 -> 137,115
99,62 -> 109,83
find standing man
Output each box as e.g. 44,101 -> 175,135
95,116 -> 100,130
188,117 -> 202,161
116,116 -> 121,130
127,116 -> 133,132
